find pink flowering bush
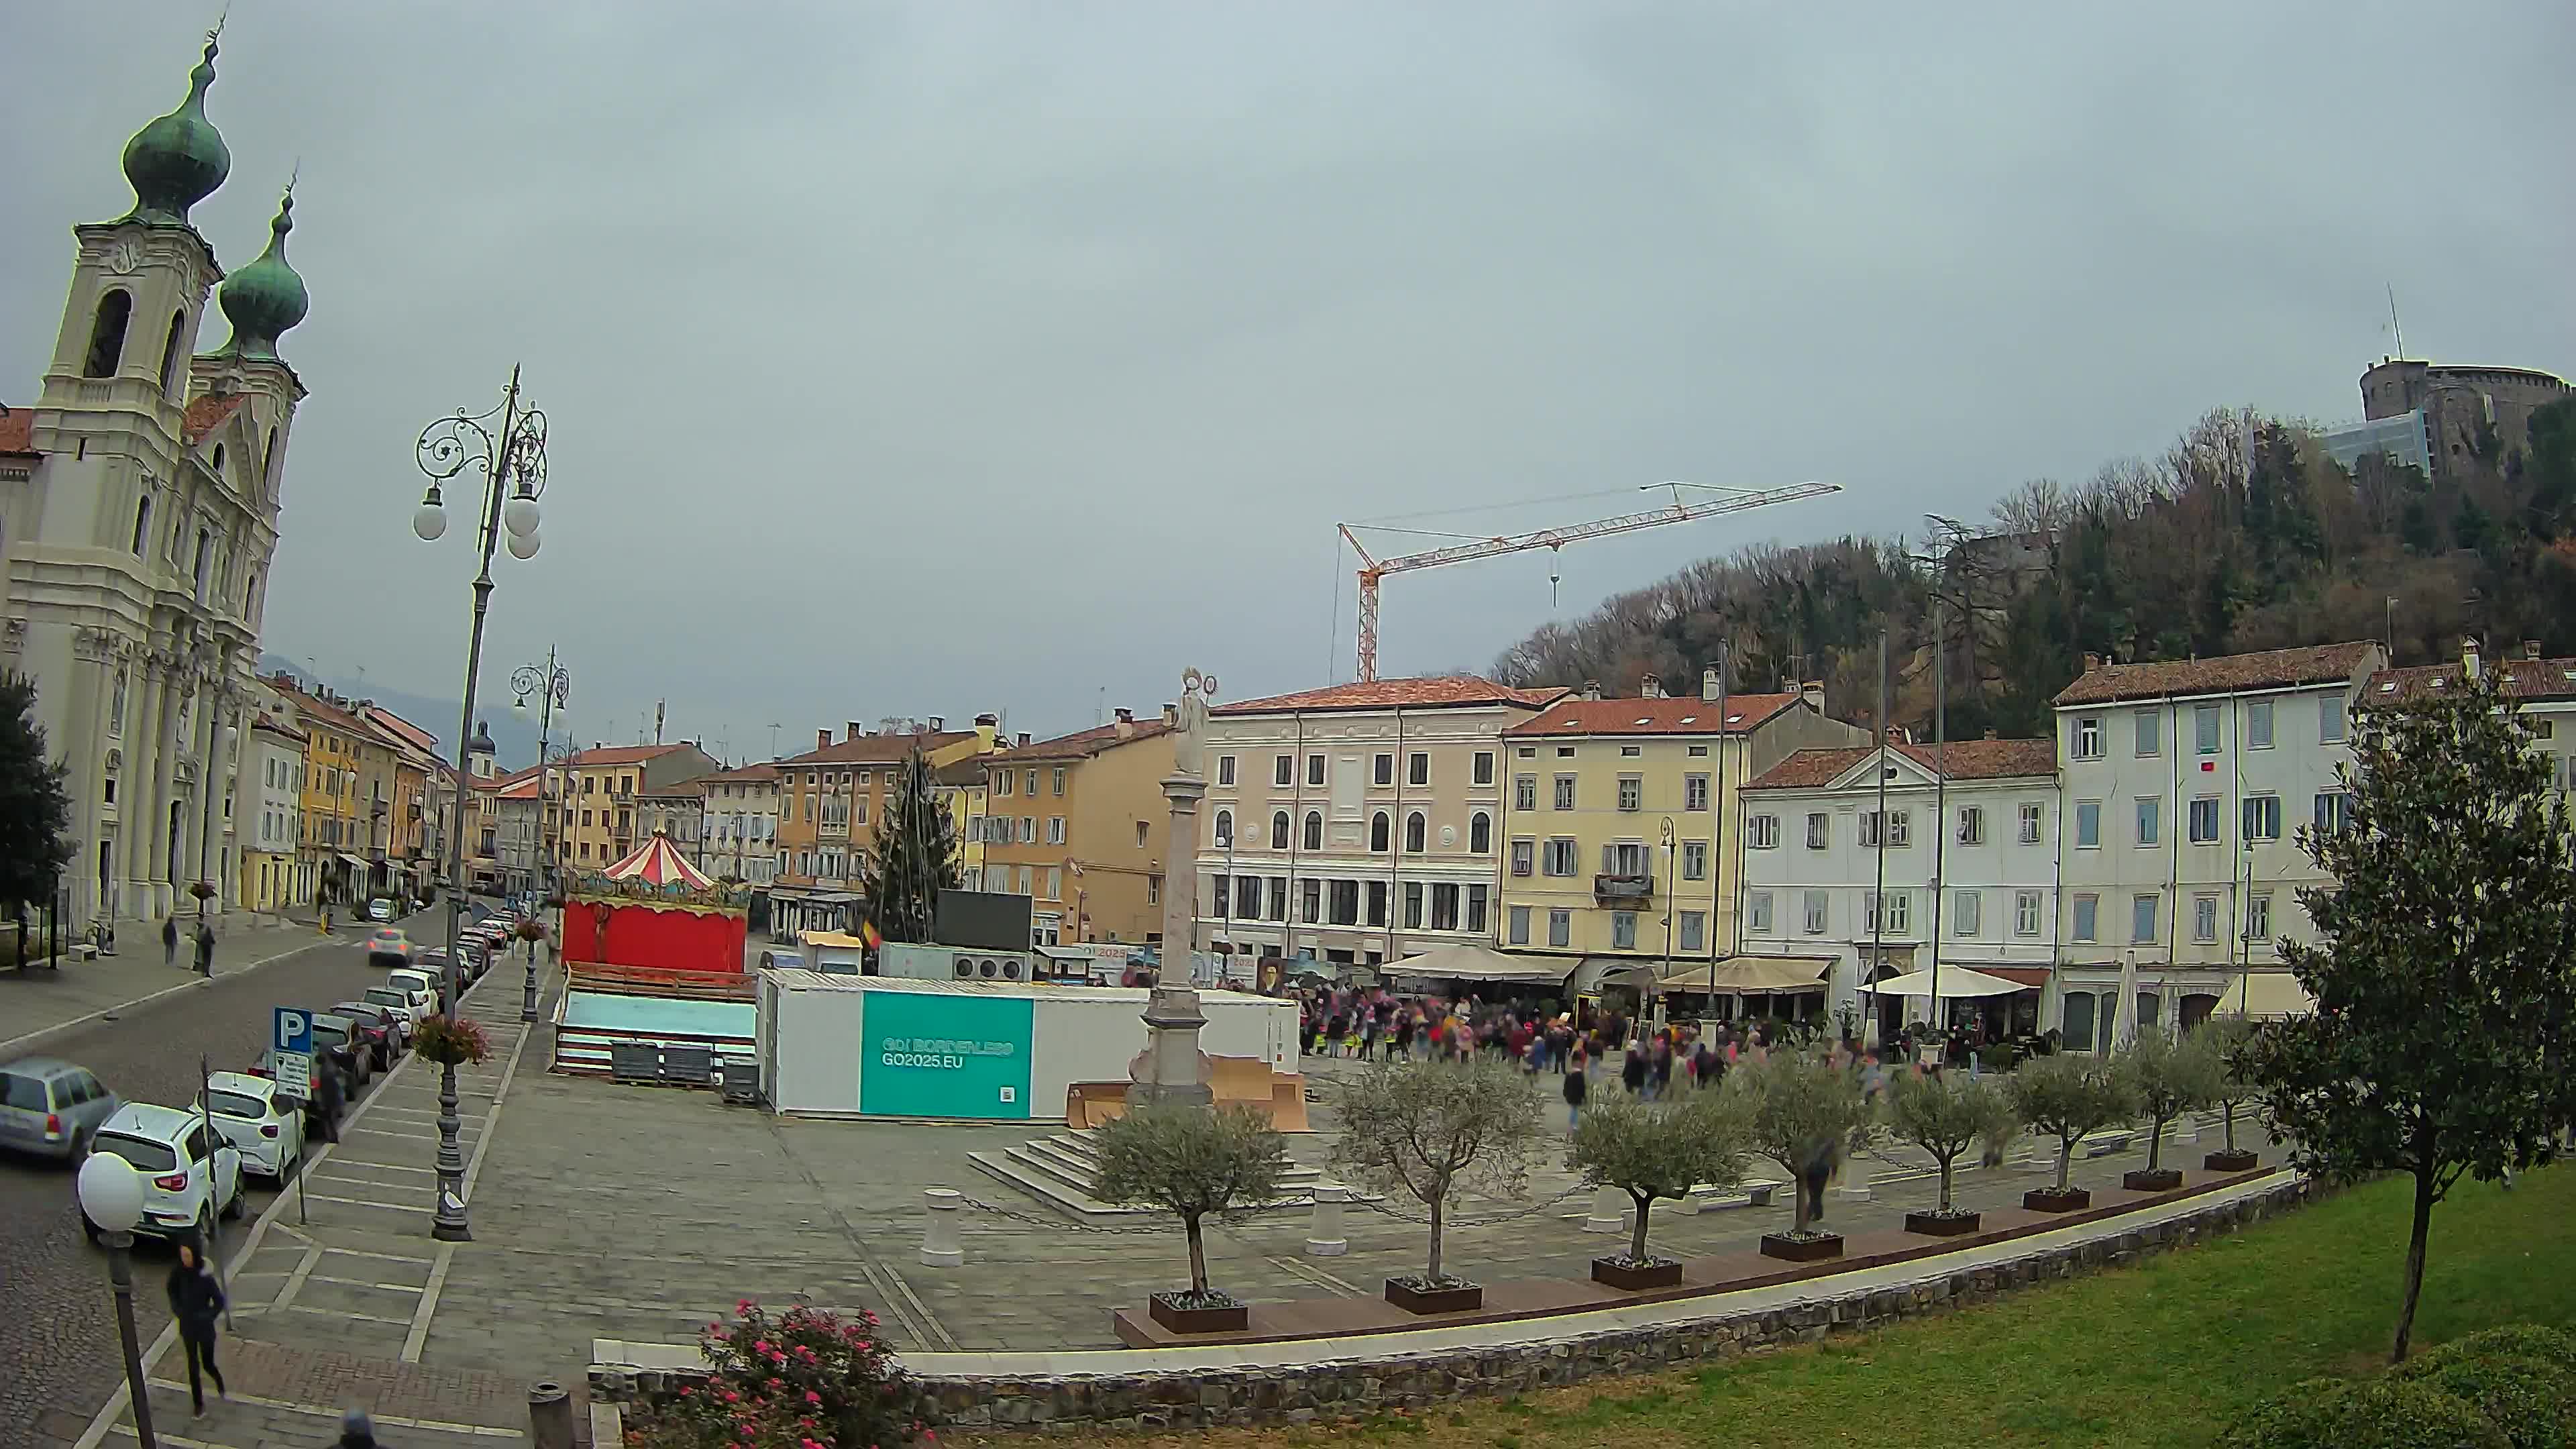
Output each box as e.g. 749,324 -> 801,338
630,1300 -> 908,1449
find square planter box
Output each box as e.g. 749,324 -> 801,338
2123,1168 -> 2184,1193
2204,1149 -> 2261,1173
1383,1277 -> 1483,1315
1904,1210 -> 1982,1237
1760,1232 -> 1844,1263
2023,1186 -> 2092,1213
1146,1292 -> 1248,1336
1591,1255 -> 1684,1290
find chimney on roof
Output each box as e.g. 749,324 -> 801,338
1701,667 -> 1721,702
1114,707 -> 1135,739
2083,651 -> 2102,672
2463,636 -> 2481,681
1801,680 -> 1826,713
1984,729 -> 1998,741
975,712 -> 998,726
816,728 -> 830,752
1640,676 -> 1664,699
1016,732 -> 1031,747
847,720 -> 864,741
1161,702 -> 1178,727
928,715 -> 945,732
2525,639 -> 2542,661
1581,680 -> 1603,701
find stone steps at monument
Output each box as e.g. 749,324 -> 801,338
967,1129 -> 1334,1226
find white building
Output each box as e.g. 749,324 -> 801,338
697,763 -> 782,885
2369,639 -> 2576,786
1191,676 -> 1564,968
0,36 -> 310,926
492,769 -> 544,896
1737,738 -> 2061,1038
2049,642 -> 2381,1045
241,713 -> 305,911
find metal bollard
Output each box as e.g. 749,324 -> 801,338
920,1187 -> 964,1267
1583,1185 -> 1627,1234
1304,1184 -> 1349,1256
528,1382 -> 575,1449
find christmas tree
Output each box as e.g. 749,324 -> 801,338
857,747 -> 958,945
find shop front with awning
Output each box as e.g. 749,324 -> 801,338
1864,961 -> 2045,1039
1609,955 -> 1835,1022
1382,943 -> 1576,994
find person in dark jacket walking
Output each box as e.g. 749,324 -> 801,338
312,1055 -> 345,1143
162,916 -> 180,969
337,1409 -> 379,1449
193,922 -> 215,977
1562,1052 -> 1588,1130
167,1241 -> 227,1414
1620,1045 -> 1647,1096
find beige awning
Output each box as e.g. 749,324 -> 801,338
1625,955 -> 1833,994
1867,966 -> 2026,998
1386,943 -> 1575,985
2220,969 -> 2314,1019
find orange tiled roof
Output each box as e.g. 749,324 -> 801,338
694,763 -> 780,784
1503,693 -> 1801,737
566,743 -> 687,767
182,393 -> 247,445
1745,738 -> 2057,791
0,406 -> 35,457
2052,642 -> 2379,707
990,718 -> 1173,762
1215,676 -> 1566,716
773,731 -> 976,767
2369,656 -> 2576,704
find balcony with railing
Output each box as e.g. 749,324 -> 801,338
1594,873 -> 1655,904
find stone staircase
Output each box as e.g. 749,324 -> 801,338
967,1128 -> 1341,1224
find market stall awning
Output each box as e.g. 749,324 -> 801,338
1386,943 -> 1574,985
1615,955 -> 1833,993
1866,965 -> 2027,998
2220,969 -> 2314,1019
336,853 -> 369,872
599,830 -> 714,890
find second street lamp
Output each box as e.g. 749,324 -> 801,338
411,365 -> 551,1243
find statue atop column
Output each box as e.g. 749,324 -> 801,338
1130,667 -> 1222,1112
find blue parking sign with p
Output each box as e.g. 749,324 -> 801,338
274,1007 -> 312,1055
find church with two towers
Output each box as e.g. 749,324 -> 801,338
0,30 -> 314,927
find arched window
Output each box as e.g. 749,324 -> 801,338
158,310 -> 186,394
129,495 -> 152,555
1370,811 -> 1390,853
1469,810 -> 1492,853
84,290 -> 132,378
1270,810 -> 1290,850
1213,808 -> 1232,847
1405,811 -> 1427,853
211,443 -> 225,475
244,569 -> 260,619
193,527 -> 213,600
1302,810 -> 1322,851
263,426 -> 280,494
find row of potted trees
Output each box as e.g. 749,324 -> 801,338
1092,1020 -> 2268,1330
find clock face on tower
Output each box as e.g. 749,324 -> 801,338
107,236 -> 144,275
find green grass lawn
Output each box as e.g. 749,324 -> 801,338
997,1165 -> 2574,1449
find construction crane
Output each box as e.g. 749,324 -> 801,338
1338,479 -> 1843,682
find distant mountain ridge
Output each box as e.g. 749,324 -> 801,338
257,652 -> 546,769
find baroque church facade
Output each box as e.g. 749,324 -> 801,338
0,32 -> 312,926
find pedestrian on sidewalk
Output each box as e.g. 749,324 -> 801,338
337,1409 -> 379,1449
166,1241 -> 227,1415
162,915 -> 180,969
1562,1049 -> 1588,1130
194,922 -> 215,978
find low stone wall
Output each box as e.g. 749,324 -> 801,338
596,1177 -> 2315,1435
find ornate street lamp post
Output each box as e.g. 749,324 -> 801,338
410,366 -> 549,1243
508,651 -> 567,1026
76,1155 -> 158,1449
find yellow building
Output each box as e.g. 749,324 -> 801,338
981,710 -> 1175,946
767,718 -> 997,937
267,676 -> 370,905
1497,675 -> 1863,979
560,742 -> 723,873
932,757 -> 991,892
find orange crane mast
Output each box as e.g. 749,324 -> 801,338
1338,480 -> 1842,683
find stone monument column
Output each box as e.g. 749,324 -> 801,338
1129,667 -> 1220,1112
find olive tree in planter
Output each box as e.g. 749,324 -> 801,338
2006,1053 -> 2137,1211
2120,1027 -> 2222,1191
1735,1048 -> 1876,1261
2197,1017 -> 2264,1172
1330,1056 -> 1542,1313
1886,1069 -> 2017,1236
1570,1080 -> 1755,1288
1091,1104 -> 1289,1334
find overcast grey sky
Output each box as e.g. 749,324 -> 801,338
7,2 -> 2571,759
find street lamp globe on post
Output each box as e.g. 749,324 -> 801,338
78,1155 -> 158,1449
410,366 -> 551,1243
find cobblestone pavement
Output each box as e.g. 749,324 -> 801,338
9,912 -> 525,1449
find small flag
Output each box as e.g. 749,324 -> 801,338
861,919 -> 882,949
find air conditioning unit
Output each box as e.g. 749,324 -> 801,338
977,958 -> 998,978
1001,959 -> 1022,980
953,957 -> 973,979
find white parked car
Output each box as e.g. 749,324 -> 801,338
384,968 -> 441,1015
83,1103 -> 244,1242
194,1072 -> 305,1181
357,985 -> 423,1036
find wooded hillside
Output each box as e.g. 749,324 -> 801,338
1490,397 -> 2576,739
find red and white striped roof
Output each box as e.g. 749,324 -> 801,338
599,830 -> 713,890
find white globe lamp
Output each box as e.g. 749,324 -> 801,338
506,529 -> 541,561
77,1153 -> 145,1234
502,491 -> 541,538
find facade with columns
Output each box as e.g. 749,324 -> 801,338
0,32 -> 313,926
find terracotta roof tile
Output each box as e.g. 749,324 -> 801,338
0,406 -> 35,457
2052,642 -> 2381,707
1745,737 -> 2057,791
932,759 -> 990,787
250,716 -> 306,744
773,731 -> 975,767
1503,694 -> 1801,737
181,393 -> 248,445
989,718 -> 1173,762
566,743 -> 687,767
695,763 -> 780,784
2368,657 -> 2576,704
1215,676 -> 1567,716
